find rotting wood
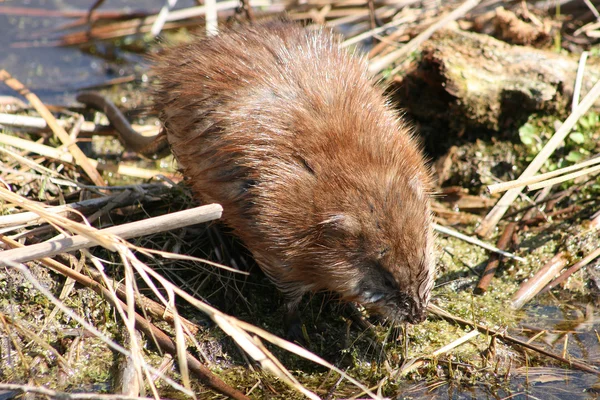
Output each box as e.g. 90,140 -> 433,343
391,28 -> 600,133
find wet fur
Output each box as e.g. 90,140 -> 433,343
152,22 -> 435,324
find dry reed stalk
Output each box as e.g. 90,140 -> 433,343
487,155 -> 600,194
527,164 -> 600,190
0,132 -> 178,181
6,260 -> 193,396
572,51 -> 590,110
0,112 -> 159,136
0,184 -> 167,228
340,14 -> 415,47
540,246 -> 600,294
0,70 -> 105,186
368,0 -> 481,75
477,78 -> 600,237
433,223 -> 525,261
55,0 -> 274,46
0,227 -> 204,338
205,0 -> 218,35
131,253 -> 383,399
475,222 -> 517,294
511,253 -> 570,309
0,383 -> 155,400
0,313 -> 70,369
150,0 -> 178,36
0,184 -> 224,394
398,329 -> 481,376
0,203 -> 223,265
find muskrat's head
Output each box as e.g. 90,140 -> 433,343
305,169 -> 435,325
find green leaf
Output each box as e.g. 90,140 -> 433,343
569,131 -> 585,144
519,123 -> 537,146
566,151 -> 584,162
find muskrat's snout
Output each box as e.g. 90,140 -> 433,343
405,299 -> 427,324
361,287 -> 428,324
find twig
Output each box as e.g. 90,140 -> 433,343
129,297 -> 250,400
476,78 -> 600,237
433,223 -> 525,262
151,0 -> 178,37
0,70 -> 105,186
487,155 -> 600,194
6,260 -> 193,397
475,222 -> 517,294
368,0 -> 481,75
583,0 -> 600,20
0,131 -> 177,181
57,0 -> 273,46
0,132 -> 69,163
0,204 -> 223,266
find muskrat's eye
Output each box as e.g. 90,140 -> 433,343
373,261 -> 397,291
381,270 -> 397,290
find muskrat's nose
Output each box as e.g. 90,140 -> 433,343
407,302 -> 427,324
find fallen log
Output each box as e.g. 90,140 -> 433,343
391,28 -> 600,135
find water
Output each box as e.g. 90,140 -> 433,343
0,0 -> 194,105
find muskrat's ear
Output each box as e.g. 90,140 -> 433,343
319,213 -> 361,238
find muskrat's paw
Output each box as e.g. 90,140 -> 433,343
285,320 -> 309,347
284,306 -> 310,346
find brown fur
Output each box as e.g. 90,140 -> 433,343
152,22 -> 435,324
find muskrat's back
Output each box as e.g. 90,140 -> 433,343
153,22 -> 435,324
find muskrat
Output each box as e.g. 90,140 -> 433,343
81,21 -> 436,325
